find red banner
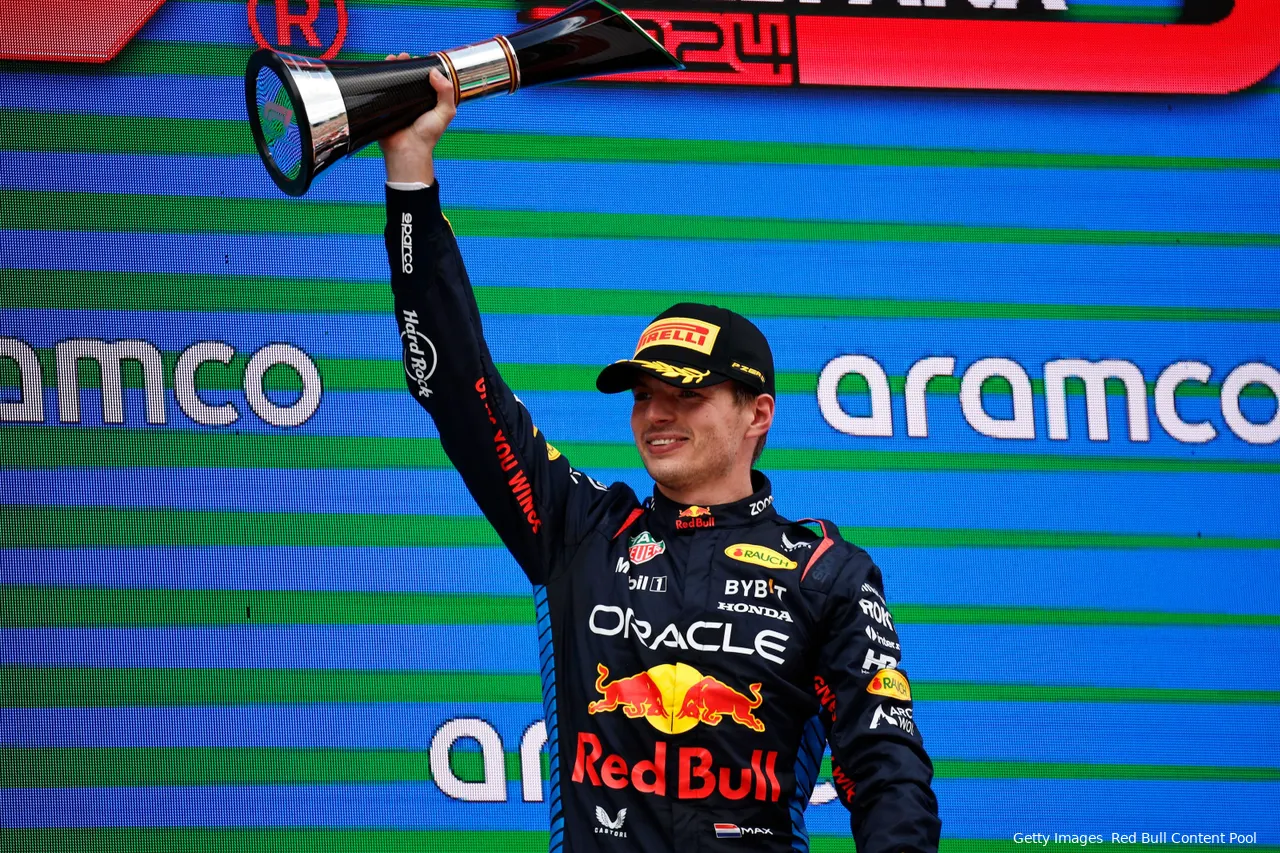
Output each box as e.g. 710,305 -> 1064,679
0,0 -> 169,62
532,0 -> 1280,94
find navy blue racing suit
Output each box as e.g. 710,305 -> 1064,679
385,183 -> 941,852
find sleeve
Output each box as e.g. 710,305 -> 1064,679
813,548 -> 941,853
384,182 -> 618,584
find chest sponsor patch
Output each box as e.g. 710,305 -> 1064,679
628,531 -> 666,564
676,505 -> 715,531
867,668 -> 911,701
725,544 -> 797,571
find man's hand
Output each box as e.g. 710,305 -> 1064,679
377,53 -> 457,186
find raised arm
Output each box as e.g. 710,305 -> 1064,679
379,62 -> 617,584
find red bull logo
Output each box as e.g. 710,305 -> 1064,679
572,732 -> 782,802
678,676 -> 765,733
675,506 -> 715,531
588,663 -> 667,720
589,662 -> 764,734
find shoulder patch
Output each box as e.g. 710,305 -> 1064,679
867,668 -> 911,701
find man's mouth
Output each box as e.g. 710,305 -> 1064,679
645,435 -> 689,455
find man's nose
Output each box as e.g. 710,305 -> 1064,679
644,393 -> 676,423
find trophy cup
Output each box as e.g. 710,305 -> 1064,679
246,0 -> 682,196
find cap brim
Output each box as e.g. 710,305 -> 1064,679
596,359 -> 731,394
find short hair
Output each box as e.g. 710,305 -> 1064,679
730,380 -> 768,464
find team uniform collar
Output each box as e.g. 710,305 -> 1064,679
649,470 -> 777,532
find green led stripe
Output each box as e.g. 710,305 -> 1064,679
6,668 -> 1279,707
7,587 -> 1276,628
0,667 -> 543,706
0,833 -> 1272,853
5,346 -> 1273,401
8,269 -> 1280,324
7,108 -> 1280,173
5,747 -> 1277,788
8,427 -> 1280,475
1064,4 -> 1180,23
5,190 -> 1279,247
5,507 -> 1279,550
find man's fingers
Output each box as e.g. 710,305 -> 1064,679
428,68 -> 457,109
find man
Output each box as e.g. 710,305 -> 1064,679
379,62 -> 941,852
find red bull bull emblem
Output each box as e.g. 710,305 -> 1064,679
589,662 -> 764,733
627,531 -> 666,565
675,505 -> 716,531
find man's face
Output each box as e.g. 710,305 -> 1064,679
630,374 -> 756,494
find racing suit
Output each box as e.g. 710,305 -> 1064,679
385,183 -> 941,852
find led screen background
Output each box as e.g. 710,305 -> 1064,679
2,0 -> 1279,848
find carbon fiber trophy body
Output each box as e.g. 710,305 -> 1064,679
246,0 -> 681,196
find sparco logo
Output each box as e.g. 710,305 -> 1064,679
399,309 -> 436,399
400,212 -> 414,273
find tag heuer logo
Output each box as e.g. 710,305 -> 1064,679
628,531 -> 667,564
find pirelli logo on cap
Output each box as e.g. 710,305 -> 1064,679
634,318 -> 721,358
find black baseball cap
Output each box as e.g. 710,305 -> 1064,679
596,303 -> 775,397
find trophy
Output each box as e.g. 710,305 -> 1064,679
245,0 -> 682,196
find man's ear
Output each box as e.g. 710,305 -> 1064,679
747,393 -> 775,438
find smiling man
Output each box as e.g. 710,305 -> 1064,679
380,64 -> 940,853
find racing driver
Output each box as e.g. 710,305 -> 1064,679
378,65 -> 942,852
